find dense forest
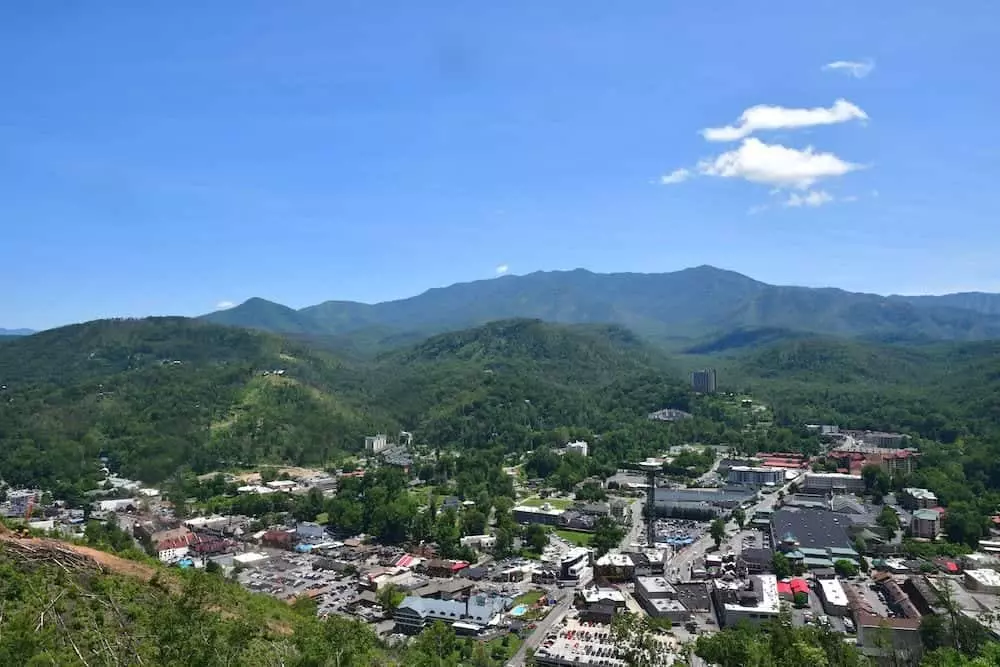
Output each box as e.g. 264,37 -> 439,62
0,317 -> 695,495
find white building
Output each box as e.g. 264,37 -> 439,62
233,552 -> 269,567
265,480 -> 297,492
365,433 -> 388,454
97,498 -> 137,512
727,466 -> 784,487
965,569 -> 1000,594
713,575 -> 780,627
236,485 -> 276,495
902,487 -> 938,509
157,545 -> 189,563
460,534 -> 497,550
566,440 -> 589,457
818,578 -> 849,616
802,473 -> 865,494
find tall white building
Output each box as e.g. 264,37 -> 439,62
365,433 -> 388,454
691,368 -> 717,394
566,440 -> 588,457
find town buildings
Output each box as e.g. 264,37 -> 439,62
393,594 -> 508,634
691,368 -> 717,394
817,578 -> 849,616
911,509 -> 941,539
634,576 -> 690,623
803,472 -> 865,495
513,504 -> 566,526
901,488 -> 938,509
364,433 -> 388,454
711,574 -> 780,627
727,466 -> 784,487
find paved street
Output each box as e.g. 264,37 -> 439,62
507,587 -> 573,666
668,473 -> 800,582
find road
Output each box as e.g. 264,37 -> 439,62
620,496 -> 645,550
667,473 -> 800,582
506,587 -> 573,666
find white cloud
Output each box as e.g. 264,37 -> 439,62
822,59 -> 875,79
495,264 -> 509,275
696,138 -> 862,189
784,190 -> 834,207
215,300 -> 236,310
660,168 -> 691,185
701,99 -> 868,142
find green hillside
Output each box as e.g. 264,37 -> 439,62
0,530 -> 510,666
200,266 -> 1000,343
0,317 -> 691,493
0,318 -> 391,493
366,319 -> 689,451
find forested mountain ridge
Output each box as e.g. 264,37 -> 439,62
0,318 -> 393,493
200,265 -> 1000,343
364,319 -> 690,452
0,317 -> 689,492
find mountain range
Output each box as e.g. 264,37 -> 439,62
202,265 -> 1000,344
0,328 -> 35,336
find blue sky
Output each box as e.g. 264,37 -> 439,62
2,2 -> 999,329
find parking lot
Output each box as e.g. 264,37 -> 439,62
534,611 -> 680,666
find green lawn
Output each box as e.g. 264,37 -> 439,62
554,529 -> 592,547
314,512 -> 329,525
482,634 -> 522,663
521,496 -> 573,510
514,589 -> 546,607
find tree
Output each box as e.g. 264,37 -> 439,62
461,508 -> 487,536
590,517 -> 625,556
877,505 -> 901,540
732,507 -> 746,530
862,464 -> 890,496
524,523 -> 549,553
494,526 -> 514,559
377,583 -> 405,616
709,518 -> 726,549
834,559 -> 858,578
773,552 -> 792,579
792,591 -> 808,608
611,612 -> 660,667
409,621 -> 460,667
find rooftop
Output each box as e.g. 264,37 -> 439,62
818,578 -> 849,607
771,509 -> 855,552
966,569 -> 1000,587
636,576 -> 676,597
513,504 -> 566,517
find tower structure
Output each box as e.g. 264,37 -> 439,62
638,460 -> 661,547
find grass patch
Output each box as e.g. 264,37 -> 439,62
514,589 -> 546,607
519,547 -> 543,561
521,496 -> 573,510
482,634 -> 523,662
314,512 -> 329,525
554,529 -> 592,547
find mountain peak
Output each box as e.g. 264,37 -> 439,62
197,268 -> 1000,343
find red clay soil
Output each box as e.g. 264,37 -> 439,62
0,527 -> 160,582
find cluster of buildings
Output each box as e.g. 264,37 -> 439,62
512,499 -> 629,530
828,435 -> 919,476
